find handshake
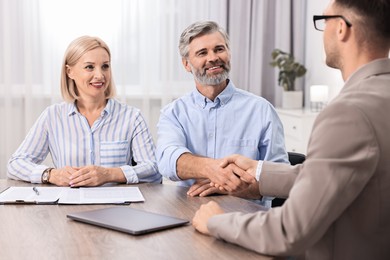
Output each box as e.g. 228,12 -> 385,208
186,154 -> 260,199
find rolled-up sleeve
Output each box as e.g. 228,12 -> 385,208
156,110 -> 191,181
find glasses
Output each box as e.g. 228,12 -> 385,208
313,15 -> 352,31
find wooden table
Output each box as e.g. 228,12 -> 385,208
0,179 -> 275,260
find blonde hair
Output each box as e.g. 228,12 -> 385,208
60,36 -> 116,102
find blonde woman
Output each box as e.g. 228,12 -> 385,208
8,36 -> 161,186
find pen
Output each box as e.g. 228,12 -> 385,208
33,187 -> 40,196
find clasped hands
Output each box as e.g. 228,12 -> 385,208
191,154 -> 259,235
48,165 -> 110,187
188,154 -> 258,197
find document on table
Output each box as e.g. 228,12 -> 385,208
0,187 -> 62,204
0,186 -> 145,204
58,187 -> 145,204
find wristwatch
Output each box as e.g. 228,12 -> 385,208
41,168 -> 54,184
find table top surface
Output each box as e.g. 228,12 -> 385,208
0,179 -> 275,260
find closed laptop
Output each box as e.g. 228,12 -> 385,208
67,207 -> 189,235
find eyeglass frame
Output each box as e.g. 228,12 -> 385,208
313,15 -> 352,31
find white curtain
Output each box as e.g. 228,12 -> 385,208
228,0 -> 307,106
0,0 -> 227,178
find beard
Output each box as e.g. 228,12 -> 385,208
190,60 -> 231,86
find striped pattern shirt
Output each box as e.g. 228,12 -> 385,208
7,99 -> 161,184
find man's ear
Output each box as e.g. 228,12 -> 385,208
337,19 -> 350,42
66,65 -> 73,79
182,58 -> 192,73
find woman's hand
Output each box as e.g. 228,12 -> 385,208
49,166 -> 76,186
69,166 -> 125,187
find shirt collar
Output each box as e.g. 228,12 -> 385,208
67,102 -> 78,116
193,80 -> 235,108
67,99 -> 111,116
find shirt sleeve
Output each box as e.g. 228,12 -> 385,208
255,160 -> 263,181
155,108 -> 192,181
7,108 -> 51,183
260,105 -> 289,164
123,111 -> 162,184
207,101 -> 379,256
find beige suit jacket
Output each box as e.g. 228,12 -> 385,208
208,58 -> 390,259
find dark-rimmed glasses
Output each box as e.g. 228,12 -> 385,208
313,15 -> 352,31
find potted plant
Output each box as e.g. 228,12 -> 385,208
270,48 -> 307,108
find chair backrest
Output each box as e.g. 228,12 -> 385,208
271,152 -> 306,207
288,152 -> 306,165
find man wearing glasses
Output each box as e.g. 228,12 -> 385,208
192,0 -> 390,259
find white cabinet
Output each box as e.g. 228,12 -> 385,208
276,108 -> 318,155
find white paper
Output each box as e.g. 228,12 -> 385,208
0,186 -> 144,204
0,187 -> 63,203
58,187 -> 145,204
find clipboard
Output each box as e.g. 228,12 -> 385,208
0,186 -> 145,205
0,186 -> 61,204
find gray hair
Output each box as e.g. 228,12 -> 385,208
179,21 -> 230,58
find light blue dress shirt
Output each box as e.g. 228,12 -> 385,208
7,99 -> 162,184
156,80 -> 288,205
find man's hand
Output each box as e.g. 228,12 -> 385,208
211,154 -> 259,190
192,201 -> 225,235
187,179 -> 228,197
177,154 -> 255,193
219,154 -> 258,178
206,159 -> 256,192
187,176 -> 252,197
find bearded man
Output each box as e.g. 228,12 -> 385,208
156,21 -> 288,207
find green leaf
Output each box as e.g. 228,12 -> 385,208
269,48 -> 307,91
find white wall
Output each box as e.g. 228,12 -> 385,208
304,0 -> 344,107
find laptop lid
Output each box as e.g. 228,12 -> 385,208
67,207 -> 189,235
